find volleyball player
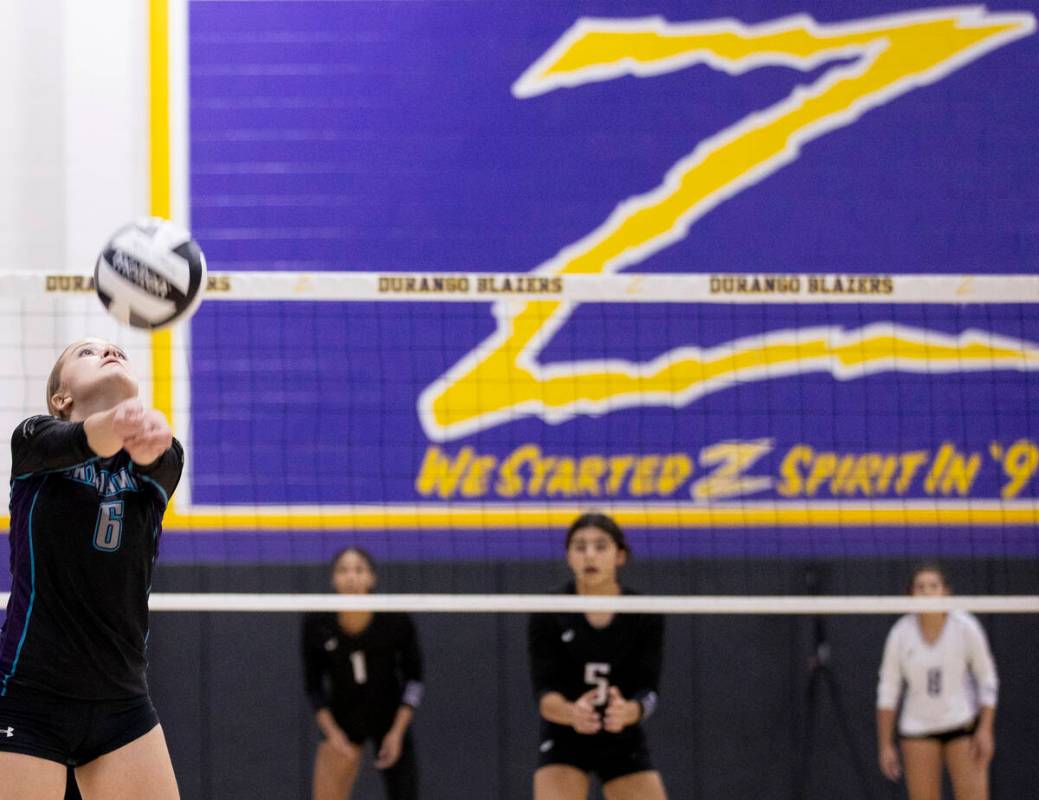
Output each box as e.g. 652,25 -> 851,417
302,547 -> 423,800
528,513 -> 667,800
876,564 -> 998,800
0,338 -> 182,799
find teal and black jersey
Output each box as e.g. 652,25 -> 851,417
1,416 -> 182,700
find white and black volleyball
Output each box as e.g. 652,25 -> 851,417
94,217 -> 207,329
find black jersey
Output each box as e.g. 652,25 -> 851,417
528,583 -> 664,742
302,611 -> 423,739
1,416 -> 182,701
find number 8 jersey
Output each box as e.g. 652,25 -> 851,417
1,417 -> 183,700
876,611 -> 999,736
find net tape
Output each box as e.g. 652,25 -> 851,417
1,592 -> 1034,614
9,271 -> 1039,304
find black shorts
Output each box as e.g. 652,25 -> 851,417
329,710 -> 395,747
537,728 -> 654,784
0,689 -> 159,767
903,718 -> 978,745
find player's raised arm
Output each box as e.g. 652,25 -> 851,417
11,416 -> 99,477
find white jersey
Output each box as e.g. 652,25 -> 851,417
877,611 -> 998,736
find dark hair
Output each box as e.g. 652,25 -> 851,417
329,546 -> 377,575
565,512 -> 628,554
907,562 -> 950,594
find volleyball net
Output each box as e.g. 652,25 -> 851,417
4,268 -> 1039,799
1,269 -> 1038,614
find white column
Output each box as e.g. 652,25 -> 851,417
0,0 -> 153,484
61,0 -> 149,273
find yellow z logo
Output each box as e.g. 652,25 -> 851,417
419,8 -> 1037,441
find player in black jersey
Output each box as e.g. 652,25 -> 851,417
528,513 -> 667,800
0,338 -> 182,799
302,547 -> 424,800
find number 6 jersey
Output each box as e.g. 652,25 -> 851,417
1,417 -> 183,700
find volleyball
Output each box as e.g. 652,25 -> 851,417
94,216 -> 207,329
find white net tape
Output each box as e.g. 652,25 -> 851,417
2,593 -> 1034,614
7,270 -> 1039,304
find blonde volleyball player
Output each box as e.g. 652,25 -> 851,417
302,547 -> 423,800
528,513 -> 667,800
0,339 -> 181,799
876,564 -> 998,800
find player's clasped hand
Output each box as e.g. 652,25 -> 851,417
109,397 -> 173,466
111,398 -> 146,438
124,409 -> 173,463
570,689 -> 603,734
603,686 -> 638,733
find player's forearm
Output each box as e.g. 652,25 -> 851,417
976,705 -> 995,733
389,705 -> 414,735
876,707 -> 897,748
539,692 -> 576,725
83,408 -> 126,457
314,707 -> 340,736
127,440 -> 169,467
632,688 -> 658,722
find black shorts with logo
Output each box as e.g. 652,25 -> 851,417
0,688 -> 159,767
537,727 -> 654,784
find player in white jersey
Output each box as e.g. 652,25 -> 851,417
876,564 -> 998,800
